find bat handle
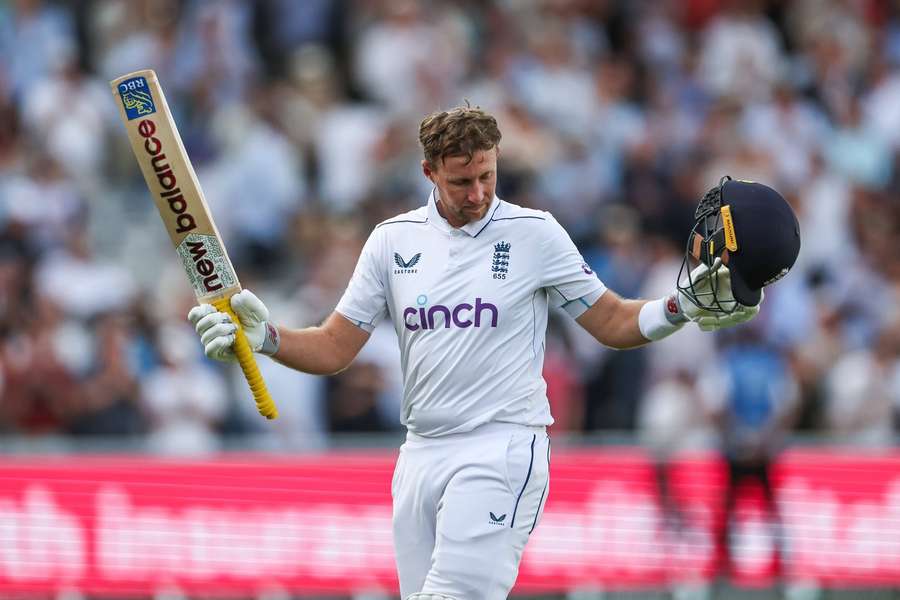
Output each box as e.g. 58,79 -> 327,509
212,297 -> 279,420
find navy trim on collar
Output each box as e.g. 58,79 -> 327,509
471,200 -> 503,237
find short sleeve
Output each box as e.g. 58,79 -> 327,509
539,213 -> 606,309
335,228 -> 389,331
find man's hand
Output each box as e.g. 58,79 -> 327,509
693,297 -> 761,331
187,290 -> 279,362
676,260 -> 763,331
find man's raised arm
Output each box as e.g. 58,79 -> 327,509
189,290 -> 370,376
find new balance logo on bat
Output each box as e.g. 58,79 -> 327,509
394,252 -> 421,274
136,118 -> 197,235
489,512 -> 507,525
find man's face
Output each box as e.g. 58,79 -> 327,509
423,147 -> 498,227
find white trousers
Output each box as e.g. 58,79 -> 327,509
392,423 -> 551,600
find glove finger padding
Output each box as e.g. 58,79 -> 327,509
678,259 -> 737,319
695,290 -> 763,331
230,289 -> 269,327
194,311 -> 233,336
682,257 -> 721,286
694,260 -> 736,311
200,320 -> 237,347
204,333 -> 237,362
187,305 -> 239,362
697,314 -> 729,332
697,309 -> 744,332
188,303 -> 216,327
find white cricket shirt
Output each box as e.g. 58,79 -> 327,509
335,190 -> 606,436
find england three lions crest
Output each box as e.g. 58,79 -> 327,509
492,241 -> 510,279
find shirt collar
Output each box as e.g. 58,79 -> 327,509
426,188 -> 501,237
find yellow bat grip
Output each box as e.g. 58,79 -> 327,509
212,297 -> 278,420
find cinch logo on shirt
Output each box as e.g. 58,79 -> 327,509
403,298 -> 498,331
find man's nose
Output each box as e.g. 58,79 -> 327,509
468,181 -> 484,202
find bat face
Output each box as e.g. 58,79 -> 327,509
112,71 -> 239,302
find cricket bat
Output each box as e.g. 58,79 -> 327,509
110,69 -> 278,420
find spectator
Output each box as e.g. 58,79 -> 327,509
697,0 -> 785,102
67,313 -> 145,436
352,0 -> 471,114
0,0 -> 77,99
700,328 -> 800,581
34,219 -> 137,320
19,52 -> 112,185
139,323 -> 229,455
200,90 -> 306,274
824,322 -> 900,446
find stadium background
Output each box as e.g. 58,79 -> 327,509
2,0 -> 900,598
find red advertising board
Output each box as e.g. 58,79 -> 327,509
0,448 -> 898,595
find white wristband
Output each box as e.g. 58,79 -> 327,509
638,295 -> 687,341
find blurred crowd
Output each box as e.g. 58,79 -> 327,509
1,0 -> 900,455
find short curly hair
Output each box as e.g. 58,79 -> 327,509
418,104 -> 502,168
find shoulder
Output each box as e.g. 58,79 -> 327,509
374,206 -> 429,231
365,206 -> 429,248
490,200 -> 548,224
489,201 -> 566,240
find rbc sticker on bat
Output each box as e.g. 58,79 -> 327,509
117,76 -> 156,120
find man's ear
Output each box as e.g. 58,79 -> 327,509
422,159 -> 436,182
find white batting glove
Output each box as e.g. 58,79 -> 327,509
676,259 -> 763,331
187,290 -> 279,362
187,303 -> 239,362
694,290 -> 763,332
677,258 -> 730,319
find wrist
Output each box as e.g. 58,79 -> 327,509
258,322 -> 281,356
665,293 -> 690,325
638,296 -> 687,342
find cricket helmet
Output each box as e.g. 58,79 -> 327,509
677,176 -> 801,313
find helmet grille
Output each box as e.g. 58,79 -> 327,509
676,176 -> 738,315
